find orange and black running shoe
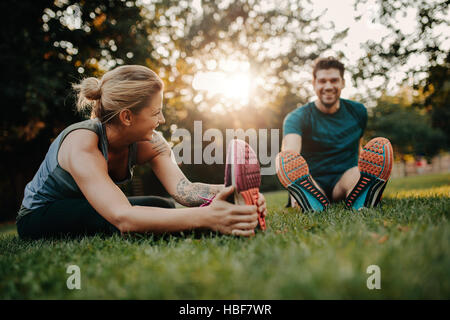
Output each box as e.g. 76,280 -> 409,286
345,137 -> 393,210
276,150 -> 330,212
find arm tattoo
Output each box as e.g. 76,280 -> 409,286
149,132 -> 170,157
172,177 -> 223,207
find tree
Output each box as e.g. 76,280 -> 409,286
0,0 -> 343,221
152,0 -> 345,186
167,0 -> 346,127
0,0 -> 183,221
353,0 -> 449,147
424,52 -> 450,148
366,90 -> 446,159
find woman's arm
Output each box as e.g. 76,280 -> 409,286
58,130 -> 258,236
136,132 -> 223,207
138,132 -> 267,217
122,186 -> 258,236
172,177 -> 223,207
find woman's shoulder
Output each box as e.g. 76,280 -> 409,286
62,118 -> 102,135
64,128 -> 99,146
57,126 -> 102,172
59,119 -> 101,145
58,120 -> 101,158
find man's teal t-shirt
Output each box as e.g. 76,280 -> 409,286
283,98 -> 367,196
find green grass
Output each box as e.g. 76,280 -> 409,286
1,173 -> 449,299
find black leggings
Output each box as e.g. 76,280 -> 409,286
16,196 -> 176,240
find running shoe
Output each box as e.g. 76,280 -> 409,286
225,139 -> 266,230
276,150 -> 330,212
345,137 -> 393,210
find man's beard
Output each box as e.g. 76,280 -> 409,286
320,98 -> 338,109
320,91 -> 339,109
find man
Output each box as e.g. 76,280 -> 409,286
276,57 -> 393,211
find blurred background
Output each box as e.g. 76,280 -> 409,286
0,0 -> 448,222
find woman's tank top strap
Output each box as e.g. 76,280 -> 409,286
57,118 -> 108,161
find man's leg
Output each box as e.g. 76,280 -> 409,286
331,166 -> 360,202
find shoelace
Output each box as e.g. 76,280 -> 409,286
199,195 -> 216,207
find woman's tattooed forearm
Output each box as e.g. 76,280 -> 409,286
172,177 -> 222,207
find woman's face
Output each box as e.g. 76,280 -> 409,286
133,90 -> 165,141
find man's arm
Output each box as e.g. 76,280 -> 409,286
281,133 -> 302,153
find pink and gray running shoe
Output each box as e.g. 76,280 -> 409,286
225,139 -> 266,230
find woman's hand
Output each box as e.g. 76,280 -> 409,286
206,186 -> 258,237
257,193 -> 267,220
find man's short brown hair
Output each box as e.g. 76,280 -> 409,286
313,57 -> 345,79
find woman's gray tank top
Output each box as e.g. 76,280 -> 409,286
17,118 -> 137,221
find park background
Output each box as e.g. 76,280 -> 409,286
0,0 -> 449,223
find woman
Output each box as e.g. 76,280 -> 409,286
16,65 -> 266,239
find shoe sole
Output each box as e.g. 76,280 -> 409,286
225,139 -> 266,230
276,150 -> 329,212
345,137 -> 393,209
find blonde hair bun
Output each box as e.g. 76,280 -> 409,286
72,65 -> 163,122
80,77 -> 102,101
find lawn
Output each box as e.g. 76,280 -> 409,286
1,173 -> 449,299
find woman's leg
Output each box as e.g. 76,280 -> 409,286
127,196 -> 175,208
17,196 -> 175,239
17,198 -> 119,240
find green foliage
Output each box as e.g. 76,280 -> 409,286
354,0 -> 448,81
1,173 -> 449,299
0,0 -> 344,220
354,0 -> 449,147
366,92 -> 446,158
0,0 -> 174,220
424,53 -> 450,147
146,0 -> 345,189
168,0 -> 346,129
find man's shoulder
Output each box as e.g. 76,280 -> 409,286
285,102 -> 314,119
283,102 -> 314,134
341,98 -> 366,111
341,99 -> 367,127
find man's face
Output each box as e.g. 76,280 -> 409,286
313,68 -> 345,109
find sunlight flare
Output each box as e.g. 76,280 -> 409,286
193,71 -> 250,103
